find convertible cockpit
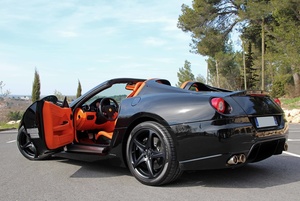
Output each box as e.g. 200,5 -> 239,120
74,81 -> 146,145
74,97 -> 119,144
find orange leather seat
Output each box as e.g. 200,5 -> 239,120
95,118 -> 116,140
96,130 -> 113,140
127,81 -> 145,97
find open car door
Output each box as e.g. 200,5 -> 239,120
38,100 -> 74,150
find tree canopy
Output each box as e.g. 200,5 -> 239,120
76,80 -> 82,98
176,60 -> 195,87
31,69 -> 41,102
178,0 -> 300,97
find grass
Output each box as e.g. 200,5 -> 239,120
280,97 -> 300,110
0,122 -> 19,130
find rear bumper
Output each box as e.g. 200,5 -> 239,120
171,118 -> 288,171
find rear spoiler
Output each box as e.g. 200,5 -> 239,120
229,90 -> 281,107
246,90 -> 269,95
228,90 -> 269,97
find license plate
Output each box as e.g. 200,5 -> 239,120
255,116 -> 278,128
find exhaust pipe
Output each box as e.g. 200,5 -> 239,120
227,154 -> 247,165
227,155 -> 238,165
238,154 -> 246,163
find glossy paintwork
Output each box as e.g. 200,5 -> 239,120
18,78 -> 288,170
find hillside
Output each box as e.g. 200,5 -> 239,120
0,98 -> 31,123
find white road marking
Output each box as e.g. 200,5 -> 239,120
283,151 -> 300,158
6,140 -> 16,144
288,139 -> 300,142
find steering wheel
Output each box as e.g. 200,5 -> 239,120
98,97 -> 119,121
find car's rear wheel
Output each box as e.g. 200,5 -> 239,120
126,121 -> 181,186
17,127 -> 49,160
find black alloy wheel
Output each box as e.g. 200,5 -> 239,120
17,127 -> 39,160
126,121 -> 181,186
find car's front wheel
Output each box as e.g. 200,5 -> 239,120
17,127 -> 50,160
126,121 -> 181,186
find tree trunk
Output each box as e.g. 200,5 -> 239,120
242,41 -> 247,90
293,72 -> 300,97
216,60 -> 220,88
261,18 -> 265,91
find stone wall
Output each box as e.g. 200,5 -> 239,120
284,109 -> 300,123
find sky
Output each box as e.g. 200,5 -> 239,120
0,0 -> 207,95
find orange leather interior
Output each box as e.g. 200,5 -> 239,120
180,81 -> 199,91
95,130 -> 113,140
74,81 -> 147,143
95,120 -> 116,140
180,81 -> 190,89
95,81 -> 146,140
191,84 -> 199,91
75,108 -> 117,130
74,108 -> 117,141
75,108 -> 96,130
42,101 -> 74,149
127,81 -> 145,97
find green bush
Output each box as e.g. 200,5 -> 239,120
7,111 -> 23,121
270,80 -> 285,98
270,74 -> 293,98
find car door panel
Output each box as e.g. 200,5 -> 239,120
42,101 -> 74,149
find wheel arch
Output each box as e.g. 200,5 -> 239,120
119,113 -> 177,168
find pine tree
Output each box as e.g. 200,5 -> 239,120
31,68 -> 41,102
245,42 -> 259,89
176,60 -> 195,87
76,80 -> 82,98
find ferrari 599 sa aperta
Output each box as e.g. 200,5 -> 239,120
17,78 -> 289,186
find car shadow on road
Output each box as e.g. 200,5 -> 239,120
170,155 -> 300,188
52,153 -> 131,179
53,154 -> 300,188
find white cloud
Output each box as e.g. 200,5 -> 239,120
0,0 -> 208,95
143,37 -> 166,47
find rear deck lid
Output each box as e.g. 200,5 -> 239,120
229,91 -> 283,115
229,91 -> 284,129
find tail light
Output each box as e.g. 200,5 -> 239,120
211,97 -> 232,114
273,98 -> 281,107
211,98 -> 226,113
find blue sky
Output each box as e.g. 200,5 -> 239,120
0,0 -> 207,95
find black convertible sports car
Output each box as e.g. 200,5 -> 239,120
17,78 -> 289,186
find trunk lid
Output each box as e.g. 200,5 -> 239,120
228,91 -> 284,130
229,91 -> 283,115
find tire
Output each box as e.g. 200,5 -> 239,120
126,121 -> 182,186
17,127 -> 49,160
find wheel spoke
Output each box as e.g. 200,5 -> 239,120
133,154 -> 146,168
24,131 -> 31,139
21,141 -> 31,150
30,143 -> 37,155
133,138 -> 146,152
146,130 -> 154,149
145,158 -> 154,178
151,150 -> 164,160
19,131 -> 37,157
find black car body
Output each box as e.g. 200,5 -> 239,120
17,78 -> 289,185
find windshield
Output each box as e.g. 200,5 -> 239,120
84,83 -> 131,106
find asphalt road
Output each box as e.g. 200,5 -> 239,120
1,124 -> 299,201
